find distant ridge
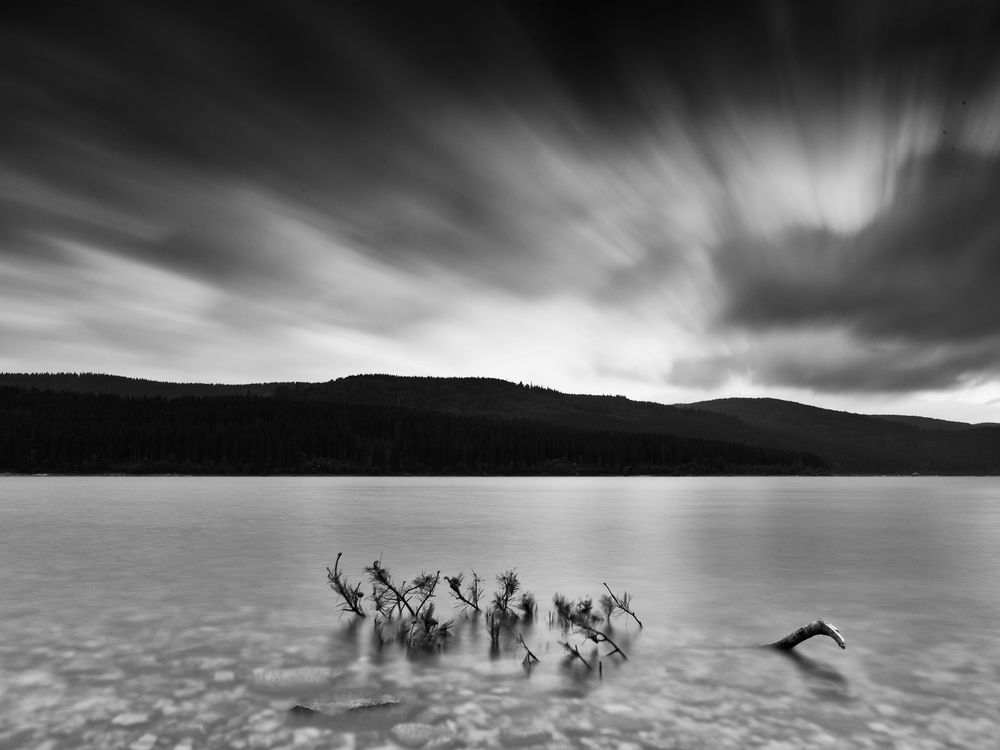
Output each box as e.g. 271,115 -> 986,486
283,374 -> 767,443
874,414 -> 984,431
2,373 -> 999,474
688,396 -> 981,432
0,372 -> 289,399
686,397 -> 1000,474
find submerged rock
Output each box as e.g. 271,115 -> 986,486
173,679 -> 206,699
129,733 -> 157,750
197,657 -> 236,671
499,727 -> 554,748
425,735 -> 464,750
289,694 -> 400,718
415,705 -> 453,725
247,666 -> 335,694
390,722 -> 444,748
53,714 -> 88,735
110,712 -> 149,727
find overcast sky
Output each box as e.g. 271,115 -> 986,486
3,1 -> 1000,421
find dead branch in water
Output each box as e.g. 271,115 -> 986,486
762,619 -> 846,650
553,594 -> 628,660
326,553 -> 366,617
410,571 -> 441,616
559,641 -> 592,670
516,632 -> 540,668
602,582 -> 642,628
486,570 -> 525,644
444,570 -> 483,613
405,602 -> 453,650
492,570 -> 521,619
364,559 -> 417,618
328,554 -> 849,675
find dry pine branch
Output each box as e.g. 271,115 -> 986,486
326,552 -> 366,617
444,571 -> 483,613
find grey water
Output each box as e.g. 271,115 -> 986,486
1,476 -> 998,749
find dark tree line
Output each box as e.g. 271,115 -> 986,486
0,387 -> 827,475
0,372 -> 283,399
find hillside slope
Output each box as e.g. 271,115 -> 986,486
687,397 -> 1000,473
285,375 -> 780,445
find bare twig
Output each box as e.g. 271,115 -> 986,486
559,641 -> 592,670
587,630 -> 627,659
602,582 -> 642,628
516,632 -> 540,667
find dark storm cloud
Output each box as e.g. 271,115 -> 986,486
718,150 -> 1000,340
6,0 -> 997,289
759,342 -> 1000,392
708,147 -> 1000,391
670,335 -> 1000,394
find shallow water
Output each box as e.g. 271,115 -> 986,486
1,476 -> 998,748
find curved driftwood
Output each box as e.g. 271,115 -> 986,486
761,619 -> 845,650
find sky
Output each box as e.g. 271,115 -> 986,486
3,1 -> 1000,422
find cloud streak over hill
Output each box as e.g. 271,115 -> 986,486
3,1 -> 1000,420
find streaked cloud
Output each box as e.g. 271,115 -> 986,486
2,1 -> 1000,420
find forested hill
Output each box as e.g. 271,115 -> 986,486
0,372 -> 750,440
282,376 -> 1000,473
0,383 -> 821,476
2,373 -> 999,474
0,372 -> 287,398
282,375 -> 766,442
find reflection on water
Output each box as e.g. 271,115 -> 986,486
778,649 -> 849,689
1,476 -> 999,748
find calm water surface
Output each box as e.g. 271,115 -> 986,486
1,476 -> 998,749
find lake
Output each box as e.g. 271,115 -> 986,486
1,476 -> 998,749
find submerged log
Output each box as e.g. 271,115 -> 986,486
761,619 -> 846,650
